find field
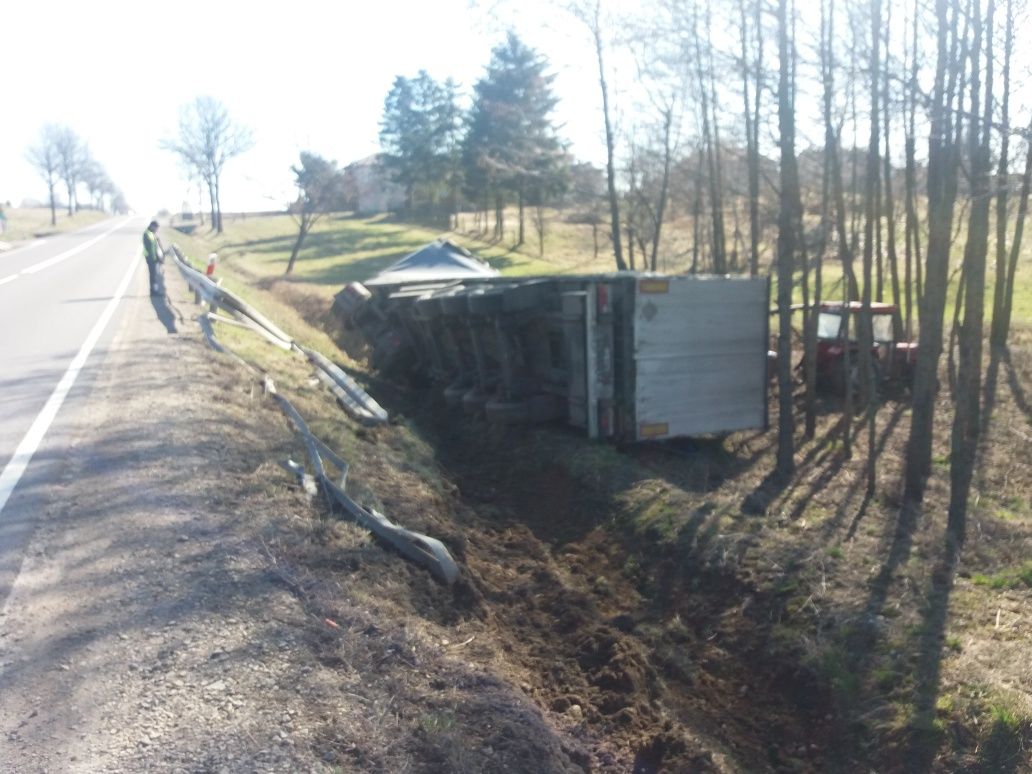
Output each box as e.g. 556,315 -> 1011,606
167,211 -> 1032,771
0,206 -> 109,242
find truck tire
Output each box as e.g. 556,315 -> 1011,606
485,394 -> 563,425
443,381 -> 469,406
462,388 -> 490,414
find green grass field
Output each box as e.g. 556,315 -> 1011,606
167,207 -> 1032,343
0,206 -> 109,242
170,212 -> 557,293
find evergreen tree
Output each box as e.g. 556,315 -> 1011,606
379,71 -> 463,216
464,32 -> 566,244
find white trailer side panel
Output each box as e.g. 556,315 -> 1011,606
632,276 -> 768,439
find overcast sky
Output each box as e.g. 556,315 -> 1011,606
0,0 -> 627,215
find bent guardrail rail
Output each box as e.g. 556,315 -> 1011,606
169,244 -> 387,425
298,346 -> 389,426
171,244 -> 457,583
266,377 -> 459,586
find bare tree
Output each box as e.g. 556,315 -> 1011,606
989,0 -> 1015,351
949,0 -> 994,544
286,152 -> 345,274
694,0 -> 728,273
903,0 -> 924,338
775,0 -> 798,479
54,127 -> 84,216
904,0 -> 966,505
161,96 -> 253,234
738,0 -> 764,276
860,0 -> 883,498
25,125 -> 62,226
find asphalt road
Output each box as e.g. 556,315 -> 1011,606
0,216 -> 145,606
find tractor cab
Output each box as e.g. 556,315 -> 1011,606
815,301 -> 916,393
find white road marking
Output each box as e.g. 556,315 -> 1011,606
19,218 -> 128,276
0,275 -> 17,287
0,250 -> 139,517
0,238 -> 47,255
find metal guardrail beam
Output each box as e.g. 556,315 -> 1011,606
170,244 -> 387,425
266,377 -> 459,585
299,346 -> 389,426
173,243 -> 457,584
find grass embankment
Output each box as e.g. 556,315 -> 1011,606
173,210 -> 1032,771
0,206 -> 109,242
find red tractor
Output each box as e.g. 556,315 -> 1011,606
815,301 -> 917,395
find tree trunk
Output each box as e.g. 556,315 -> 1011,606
989,0 -> 1014,351
593,1 -> 625,271
883,3 -> 903,341
775,0 -> 797,480
286,220 -> 309,275
740,0 -> 762,276
215,176 -> 224,234
207,179 -> 217,233
949,0 -> 993,545
904,0 -> 964,504
860,0 -> 882,498
650,108 -> 673,273
495,193 -> 504,242
692,153 -> 703,274
517,184 -> 525,247
999,128 -> 1032,343
698,2 -> 726,274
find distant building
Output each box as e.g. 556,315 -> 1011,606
343,154 -> 406,215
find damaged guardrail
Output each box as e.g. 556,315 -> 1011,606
298,346 -> 389,426
170,245 -> 459,585
168,244 -> 387,425
266,377 -> 459,585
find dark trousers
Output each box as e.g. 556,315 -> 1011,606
146,259 -> 162,294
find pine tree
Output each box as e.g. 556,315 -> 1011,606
463,33 -> 566,245
379,71 -> 462,216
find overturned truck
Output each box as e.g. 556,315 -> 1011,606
336,240 -> 771,442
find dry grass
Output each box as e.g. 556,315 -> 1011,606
171,210 -> 1032,772
0,206 -> 109,242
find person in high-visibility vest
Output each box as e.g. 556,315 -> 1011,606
142,220 -> 163,296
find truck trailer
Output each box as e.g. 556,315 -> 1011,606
336,264 -> 770,443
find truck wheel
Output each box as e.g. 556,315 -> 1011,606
443,382 -> 468,406
462,389 -> 490,414
525,394 -> 564,422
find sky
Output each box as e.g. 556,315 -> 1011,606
0,0 -> 618,215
